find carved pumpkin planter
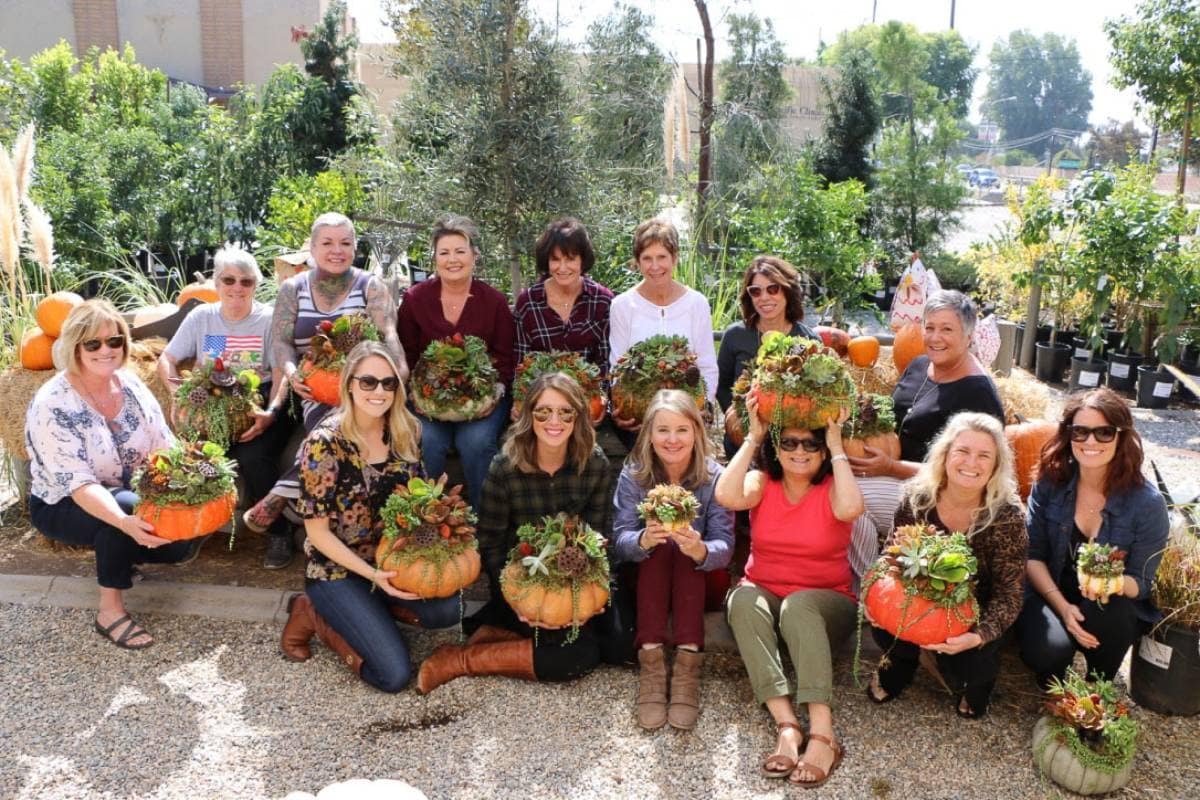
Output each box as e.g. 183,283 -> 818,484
300,313 -> 381,407
610,335 -> 706,424
376,540 -> 481,598
411,334 -> 502,422
863,570 -> 977,646
377,476 -> 480,599
842,394 -> 899,459
134,440 -> 238,542
300,361 -> 342,406
501,562 -> 610,627
138,493 -> 237,541
1032,717 -> 1133,796
744,333 -> 857,432
513,351 -> 606,424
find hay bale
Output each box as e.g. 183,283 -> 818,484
995,372 -> 1056,424
127,338 -> 175,424
849,346 -> 900,396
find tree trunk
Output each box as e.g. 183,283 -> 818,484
693,0 -> 714,249
499,1 -> 523,294
1176,96 -> 1193,200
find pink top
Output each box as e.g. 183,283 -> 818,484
744,478 -> 854,600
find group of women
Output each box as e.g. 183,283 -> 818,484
25,210 -> 1170,788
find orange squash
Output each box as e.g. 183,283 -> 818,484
892,321 -> 924,374
301,360 -> 341,406
864,570 -> 976,646
843,432 -> 901,460
375,542 -> 481,598
20,328 -> 56,370
137,492 -> 236,541
500,562 -> 609,628
847,335 -> 881,367
36,291 -> 84,337
1006,418 -> 1058,500
177,275 -> 219,306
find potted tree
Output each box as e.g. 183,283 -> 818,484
1033,669 -> 1137,795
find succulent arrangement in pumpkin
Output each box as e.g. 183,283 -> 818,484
134,440 -> 238,541
500,513 -> 610,641
513,351 -> 605,423
411,333 -> 502,421
841,393 -> 899,459
609,335 -> 705,424
1076,543 -> 1127,604
298,313 -> 381,405
376,475 -> 481,599
174,358 -> 263,448
637,484 -> 701,532
1033,669 -> 1138,794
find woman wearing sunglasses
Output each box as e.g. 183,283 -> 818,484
26,300 -> 194,649
1016,387 -> 1168,686
157,246 -> 296,569
280,342 -> 460,691
612,389 -> 733,731
716,395 -> 861,788
416,372 -> 619,693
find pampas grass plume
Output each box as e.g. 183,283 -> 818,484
0,147 -> 20,282
23,200 -> 55,285
12,125 -> 35,200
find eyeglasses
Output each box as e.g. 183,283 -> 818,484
1069,424 -> 1122,443
531,406 -> 578,423
219,276 -> 257,288
352,374 -> 400,392
778,436 -> 822,453
81,335 -> 126,352
747,284 -> 783,299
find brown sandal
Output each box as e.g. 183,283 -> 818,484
761,721 -> 803,779
789,733 -> 844,789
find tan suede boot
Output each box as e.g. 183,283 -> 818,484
636,646 -> 669,730
667,648 -> 703,730
467,624 -> 524,645
416,639 -> 536,694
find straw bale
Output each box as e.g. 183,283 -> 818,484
848,346 -> 900,396
994,371 -> 1057,424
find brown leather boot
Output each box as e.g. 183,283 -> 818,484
416,639 -> 535,694
467,624 -> 524,645
636,646 -> 669,730
667,648 -> 703,730
388,606 -> 422,627
311,608 -> 363,677
280,594 -> 316,662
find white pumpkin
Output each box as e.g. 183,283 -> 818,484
1032,716 -> 1133,796
1076,570 -> 1124,603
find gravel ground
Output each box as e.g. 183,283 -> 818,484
3,604 -> 1199,800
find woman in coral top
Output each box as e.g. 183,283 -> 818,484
715,395 -> 861,790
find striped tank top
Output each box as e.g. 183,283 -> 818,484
293,268 -> 372,355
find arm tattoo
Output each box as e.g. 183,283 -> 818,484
271,280 -> 300,373
366,277 -> 406,370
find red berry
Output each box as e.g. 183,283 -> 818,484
214,357 -> 225,371
451,333 -> 465,346
320,320 -> 334,333
519,542 -> 534,556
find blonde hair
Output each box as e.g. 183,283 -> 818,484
626,389 -> 712,490
56,299 -> 130,375
336,341 -> 421,464
902,412 -> 1018,536
503,372 -> 596,475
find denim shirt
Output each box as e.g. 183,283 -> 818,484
1025,473 -> 1169,623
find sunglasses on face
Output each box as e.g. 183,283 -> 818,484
531,406 -> 577,423
352,374 -> 400,392
81,335 -> 126,352
219,276 -> 257,288
747,284 -> 783,299
1068,424 -> 1122,443
778,436 -> 822,453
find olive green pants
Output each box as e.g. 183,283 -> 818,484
726,583 -> 857,706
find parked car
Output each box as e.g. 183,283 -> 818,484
956,164 -> 974,180
969,167 -> 1001,189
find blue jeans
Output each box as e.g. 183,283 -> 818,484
305,575 -> 461,692
29,489 -> 193,590
417,396 -> 511,509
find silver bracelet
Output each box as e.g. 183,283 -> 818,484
830,454 -> 849,464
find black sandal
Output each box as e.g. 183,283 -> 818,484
94,613 -> 154,650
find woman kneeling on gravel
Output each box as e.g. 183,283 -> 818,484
715,395 -> 861,789
280,342 -> 459,692
612,390 -> 733,731
417,372 -> 620,693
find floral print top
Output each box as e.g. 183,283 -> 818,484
25,370 -> 175,505
297,416 -> 423,581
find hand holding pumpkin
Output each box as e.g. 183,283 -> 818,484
744,394 -> 767,445
118,514 -> 172,549
1079,575 -> 1128,604
668,525 -> 707,563
239,408 -> 275,443
848,445 -> 895,478
923,630 -> 983,655
641,520 -> 672,551
371,568 -> 422,601
288,367 -> 315,400
824,406 -> 851,452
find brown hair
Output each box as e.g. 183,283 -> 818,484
626,389 -> 713,490
534,218 -> 595,276
57,299 -> 130,375
431,213 -> 481,258
1038,387 -> 1145,496
502,372 -> 596,475
632,218 -> 679,261
738,255 -> 806,328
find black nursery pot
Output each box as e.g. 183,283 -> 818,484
1106,350 -> 1144,393
1136,364 -> 1175,409
1071,337 -> 1095,361
1068,356 -> 1107,392
1035,342 -> 1072,383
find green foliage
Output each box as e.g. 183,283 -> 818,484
260,169 -> 367,252
637,484 -> 701,526
1077,542 -> 1127,580
742,332 -> 857,437
1106,0 -> 1200,130
379,475 -> 478,560
886,524 -> 978,606
1042,669 -> 1138,774
985,31 -> 1093,141
133,440 -> 238,507
412,333 -> 501,417
813,52 -> 880,186
1088,119 -> 1148,167
843,394 -> 897,440
923,251 -> 977,292
175,363 -> 264,449
512,351 -> 602,409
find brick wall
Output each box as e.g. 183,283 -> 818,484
199,0 -> 244,89
72,0 -> 118,53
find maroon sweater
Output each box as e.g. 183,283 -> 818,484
397,276 -> 516,386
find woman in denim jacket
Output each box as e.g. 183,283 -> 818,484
1016,387 -> 1168,685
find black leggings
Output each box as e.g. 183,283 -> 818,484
872,625 -> 1006,715
1015,594 -> 1143,684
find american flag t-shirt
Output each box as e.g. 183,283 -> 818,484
202,334 -> 264,371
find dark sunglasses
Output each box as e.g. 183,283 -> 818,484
778,436 -> 822,453
1068,424 -> 1122,444
352,374 -> 400,392
219,276 -> 257,288
532,405 -> 578,423
747,284 -> 783,299
81,335 -> 126,352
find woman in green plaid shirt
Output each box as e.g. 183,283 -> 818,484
417,372 -> 625,692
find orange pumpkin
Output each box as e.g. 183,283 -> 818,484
724,405 -> 745,448
589,394 -> 606,425
1006,418 -> 1058,500
137,492 -> 236,541
301,361 -> 341,406
843,432 -> 900,460
375,541 -> 481,598
864,570 -> 976,646
177,276 -> 219,306
20,328 -> 56,370
611,382 -> 702,425
813,326 -> 850,356
847,336 -> 881,367
500,562 -> 609,628
892,321 -> 924,374
36,291 -> 84,337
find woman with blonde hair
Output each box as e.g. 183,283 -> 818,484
612,389 -> 733,731
280,341 -> 459,692
27,300 -> 193,649
867,412 -> 1027,718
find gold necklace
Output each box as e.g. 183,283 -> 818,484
79,376 -> 119,419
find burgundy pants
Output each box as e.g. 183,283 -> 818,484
636,540 -> 706,648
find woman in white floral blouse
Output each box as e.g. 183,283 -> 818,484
25,300 -> 194,649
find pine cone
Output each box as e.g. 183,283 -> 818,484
197,461 -> 219,479
188,385 -> 210,406
413,523 -> 440,547
333,331 -> 356,351
685,365 -> 701,387
555,545 -> 589,578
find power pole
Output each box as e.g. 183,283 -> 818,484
950,0 -> 956,29
872,0 -> 878,24
693,1 -> 715,251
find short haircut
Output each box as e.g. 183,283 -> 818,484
632,218 -> 679,261
923,289 -> 978,339
432,214 -> 481,258
310,212 -> 355,241
212,245 -> 262,285
57,299 -> 130,375
533,218 -> 595,276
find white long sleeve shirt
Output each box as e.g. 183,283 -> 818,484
609,285 -> 718,403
